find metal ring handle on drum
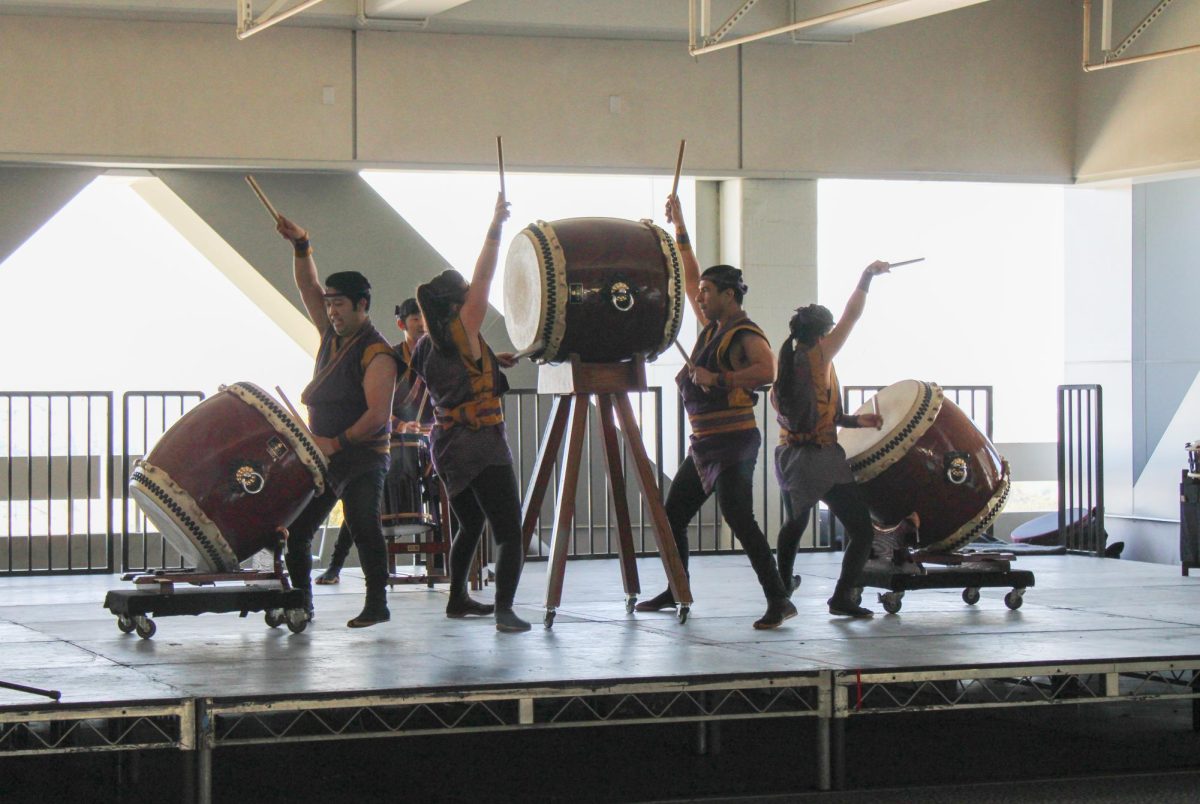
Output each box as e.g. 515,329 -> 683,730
236,466 -> 266,495
946,456 -> 970,485
609,281 -> 635,312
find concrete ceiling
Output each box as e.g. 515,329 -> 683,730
0,0 -> 992,43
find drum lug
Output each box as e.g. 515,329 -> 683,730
607,278 -> 637,312
945,452 -> 970,485
235,465 -> 266,495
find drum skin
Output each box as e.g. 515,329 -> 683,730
503,217 -> 683,364
129,383 -> 327,572
839,381 -> 1009,553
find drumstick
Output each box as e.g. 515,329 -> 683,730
496,135 -> 506,202
673,339 -> 695,370
671,139 -> 686,199
512,345 -> 541,361
274,385 -> 317,442
245,175 -> 281,224
888,257 -> 925,268
415,389 -> 429,425
872,396 -> 882,430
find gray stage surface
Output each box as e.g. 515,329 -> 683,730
3,553 -> 1199,707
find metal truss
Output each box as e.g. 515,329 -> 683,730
0,702 -> 194,758
833,660 -> 1200,717
205,674 -> 826,748
1082,0 -> 1200,72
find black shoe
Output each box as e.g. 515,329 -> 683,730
347,605 -> 391,628
446,596 -> 496,618
315,567 -> 341,585
633,589 -> 676,612
495,607 -> 531,633
753,597 -> 798,630
827,596 -> 873,618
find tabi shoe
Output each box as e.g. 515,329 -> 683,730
633,589 -> 677,612
827,596 -> 874,618
347,604 -> 391,628
314,567 -> 341,585
446,596 -> 496,618
753,597 -> 798,630
495,608 -> 531,633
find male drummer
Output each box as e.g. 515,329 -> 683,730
275,216 -> 398,628
771,261 -> 891,617
316,297 -> 432,585
635,195 -> 796,629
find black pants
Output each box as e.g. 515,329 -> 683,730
448,463 -> 525,609
665,456 -> 787,600
286,468 -> 389,602
777,481 -> 874,596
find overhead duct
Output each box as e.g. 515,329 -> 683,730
690,0 -> 992,55
361,0 -> 472,19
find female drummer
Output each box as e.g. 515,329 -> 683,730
771,261 -> 891,617
410,195 -> 530,633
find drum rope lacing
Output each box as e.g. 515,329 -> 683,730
655,224 -> 685,359
130,468 -> 228,570
525,224 -> 560,360
231,382 -> 329,492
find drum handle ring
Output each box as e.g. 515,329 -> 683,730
610,281 -> 635,312
946,456 -> 969,485
236,466 -> 265,495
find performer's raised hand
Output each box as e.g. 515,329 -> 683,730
491,193 -> 511,228
865,259 -> 891,275
665,194 -> 683,226
277,216 -> 308,244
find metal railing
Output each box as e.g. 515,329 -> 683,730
1058,384 -> 1105,556
0,392 -> 114,575
121,391 -> 205,572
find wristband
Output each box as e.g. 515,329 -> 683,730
716,372 -> 730,389
857,270 -> 873,293
486,224 -> 502,242
336,432 -> 352,451
675,231 -> 690,246
294,238 -> 312,258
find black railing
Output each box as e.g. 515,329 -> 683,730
121,391 -> 205,572
1057,384 -> 1105,556
0,392 -> 114,575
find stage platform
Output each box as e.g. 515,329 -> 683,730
3,553 -> 1199,801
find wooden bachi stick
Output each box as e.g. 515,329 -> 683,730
671,139 -> 687,198
245,175 -> 281,223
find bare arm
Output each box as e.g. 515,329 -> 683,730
821,260 -> 890,359
666,194 -> 706,326
460,194 -> 511,338
277,215 -> 328,335
312,354 -> 398,456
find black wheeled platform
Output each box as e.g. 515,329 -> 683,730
857,565 -> 1035,613
103,586 -> 310,638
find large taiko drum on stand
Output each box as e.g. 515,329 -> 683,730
837,380 -> 1010,553
381,436 -> 435,535
129,382 -> 329,573
503,217 -> 685,363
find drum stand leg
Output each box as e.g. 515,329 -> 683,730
597,395 -> 640,608
522,395 -> 571,555
544,395 -> 590,622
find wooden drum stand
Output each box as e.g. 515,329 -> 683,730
520,356 -> 692,628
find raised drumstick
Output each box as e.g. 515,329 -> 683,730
496,136 -> 506,202
671,139 -> 687,199
888,257 -> 925,268
245,175 -> 281,223
872,396 -> 882,430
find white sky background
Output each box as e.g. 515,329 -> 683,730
0,176 -> 315,444
817,180 -> 1065,444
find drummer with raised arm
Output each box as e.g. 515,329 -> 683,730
275,217 -> 399,628
771,261 -> 891,617
316,297 -> 433,585
409,195 -> 531,633
635,194 -> 796,630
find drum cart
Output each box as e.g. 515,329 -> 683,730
103,538 -> 309,639
853,549 -> 1035,615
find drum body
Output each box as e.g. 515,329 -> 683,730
129,382 -> 329,573
837,380 -> 1009,553
382,437 -> 435,535
503,217 -> 684,363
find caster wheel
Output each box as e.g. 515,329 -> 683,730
962,587 -> 981,606
544,609 -> 556,629
678,605 -> 690,624
852,588 -> 863,606
1004,589 -> 1025,610
285,608 -> 309,633
134,616 -> 156,639
264,608 -> 285,628
625,596 -> 637,614
880,592 -> 903,615
117,615 -> 135,634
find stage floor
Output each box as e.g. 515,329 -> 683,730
3,552 -> 1200,708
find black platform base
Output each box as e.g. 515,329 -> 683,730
103,586 -> 310,638
857,565 -> 1035,613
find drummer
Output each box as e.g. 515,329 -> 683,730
316,297 -> 433,585
275,216 -> 399,628
409,194 -> 530,633
771,261 -> 891,617
635,194 -> 796,630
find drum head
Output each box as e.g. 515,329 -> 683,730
503,231 -> 547,354
837,379 -> 933,462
